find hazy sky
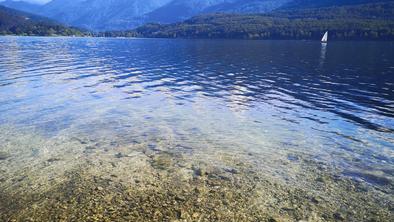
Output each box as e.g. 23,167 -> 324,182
0,0 -> 52,4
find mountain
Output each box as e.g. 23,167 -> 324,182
281,0 -> 394,9
146,0 -> 234,23
145,0 -> 291,23
145,0 -> 394,27
1,0 -> 394,31
0,0 -> 292,30
129,1 -> 394,40
0,0 -> 174,30
0,5 -> 84,36
39,0 -> 173,30
0,0 -> 40,13
205,0 -> 291,13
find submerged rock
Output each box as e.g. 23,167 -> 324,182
287,154 -> 300,162
115,152 -> 126,158
195,167 -> 206,177
115,152 -> 136,158
192,165 -> 211,177
344,170 -> 392,186
333,212 -> 345,221
0,151 -> 11,160
95,186 -> 104,191
151,154 -> 173,170
85,146 -> 96,150
47,158 -> 62,163
225,168 -> 239,174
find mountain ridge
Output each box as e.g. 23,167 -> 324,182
127,1 -> 394,40
1,0 -> 393,31
0,5 -> 85,36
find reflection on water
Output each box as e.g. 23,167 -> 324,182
0,37 -> 393,220
320,43 -> 327,66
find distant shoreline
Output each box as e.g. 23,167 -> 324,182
1,34 -> 394,42
2,2 -> 394,42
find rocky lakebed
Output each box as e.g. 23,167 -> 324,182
0,125 -> 392,222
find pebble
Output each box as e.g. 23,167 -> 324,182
194,166 -> 210,177
315,176 -> 328,183
225,168 -> 239,174
148,143 -> 157,149
116,152 -> 136,158
96,186 -> 104,191
334,212 -> 345,220
195,168 -> 205,176
175,195 -> 186,202
195,187 -> 205,194
287,154 -> 300,162
115,153 -> 125,158
192,212 -> 200,218
311,196 -> 321,204
143,149 -> 155,158
0,151 -> 11,160
47,158 -> 62,162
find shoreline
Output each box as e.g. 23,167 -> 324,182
0,126 -> 392,221
1,35 -> 394,42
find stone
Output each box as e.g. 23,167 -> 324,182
0,151 -> 11,160
228,168 -> 239,174
96,186 -> 104,191
148,143 -> 157,149
195,187 -> 205,194
115,153 -> 125,158
287,152 -> 300,160
316,176 -> 328,183
47,158 -> 62,162
192,212 -> 200,218
194,166 -> 209,177
175,195 -> 186,202
151,155 -> 172,170
333,212 -> 345,220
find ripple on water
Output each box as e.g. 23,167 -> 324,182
0,37 -> 393,220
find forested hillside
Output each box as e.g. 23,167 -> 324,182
1,0 -> 393,40
2,0 -> 393,32
0,6 -> 85,36
124,2 -> 394,40
281,0 -> 394,9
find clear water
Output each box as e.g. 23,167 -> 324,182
0,37 -> 393,220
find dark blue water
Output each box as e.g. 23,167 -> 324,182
0,36 -> 393,185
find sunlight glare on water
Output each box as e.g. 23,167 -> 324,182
0,36 -> 393,221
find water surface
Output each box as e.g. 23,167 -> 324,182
0,37 -> 393,221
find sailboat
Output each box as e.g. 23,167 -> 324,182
321,31 -> 328,43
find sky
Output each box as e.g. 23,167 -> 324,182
0,0 -> 52,4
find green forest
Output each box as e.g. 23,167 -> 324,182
124,2 -> 394,40
1,1 -> 394,40
0,6 -> 85,36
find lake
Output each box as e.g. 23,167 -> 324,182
0,36 -> 393,221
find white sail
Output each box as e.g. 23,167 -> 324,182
321,31 -> 328,42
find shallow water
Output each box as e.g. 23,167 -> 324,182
0,37 -> 393,221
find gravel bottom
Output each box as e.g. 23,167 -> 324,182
0,127 -> 392,222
